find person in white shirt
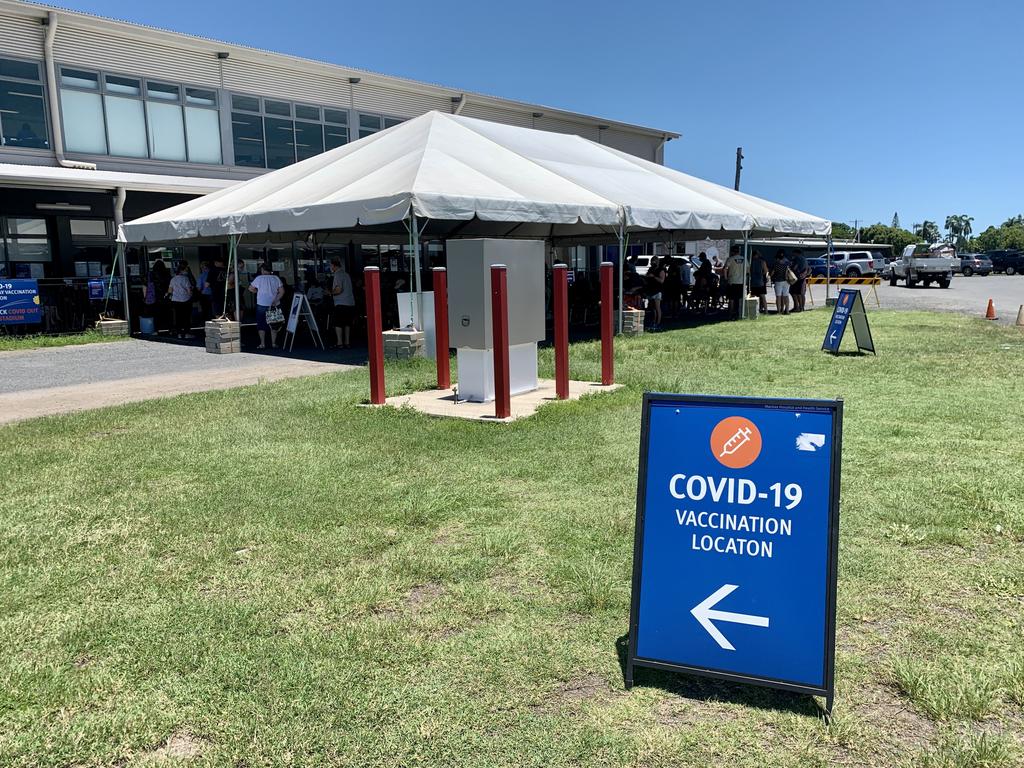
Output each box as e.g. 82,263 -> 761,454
166,261 -> 195,339
724,244 -> 747,320
330,258 -> 355,349
248,263 -> 284,349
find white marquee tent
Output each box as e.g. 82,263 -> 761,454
120,110 -> 831,324
121,110 -> 829,243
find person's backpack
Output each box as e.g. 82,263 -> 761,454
144,280 -> 156,305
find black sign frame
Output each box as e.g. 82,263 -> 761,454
625,392 -> 843,715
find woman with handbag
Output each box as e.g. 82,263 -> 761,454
248,263 -> 285,349
771,250 -> 794,316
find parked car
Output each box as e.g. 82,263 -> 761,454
889,243 -> 955,288
869,249 -> 892,274
830,250 -> 877,277
805,257 -> 841,278
959,253 -> 993,277
986,250 -> 1024,275
634,256 -> 651,276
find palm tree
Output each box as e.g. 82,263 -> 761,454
961,215 -> 973,241
1002,214 -> 1024,228
914,221 -> 941,243
945,215 -> 960,243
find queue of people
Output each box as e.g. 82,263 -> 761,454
623,246 -> 810,327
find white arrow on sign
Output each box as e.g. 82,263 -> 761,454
829,330 -> 838,344
691,584 -> 770,651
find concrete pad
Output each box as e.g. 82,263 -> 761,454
378,378 -> 621,423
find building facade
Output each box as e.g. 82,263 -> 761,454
0,0 -> 676,332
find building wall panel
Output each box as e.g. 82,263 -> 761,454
534,115 -> 601,142
460,101 -> 533,128
223,58 -> 351,108
352,81 -> 450,118
0,12 -> 43,58
52,24 -> 221,87
601,128 -> 660,162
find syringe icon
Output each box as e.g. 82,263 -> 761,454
719,426 -> 752,457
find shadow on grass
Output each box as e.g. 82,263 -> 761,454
615,634 -> 822,718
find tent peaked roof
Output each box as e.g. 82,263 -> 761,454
121,111 -> 830,243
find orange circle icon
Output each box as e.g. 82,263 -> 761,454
710,416 -> 763,469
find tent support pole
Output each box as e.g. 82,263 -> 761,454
113,187 -> 129,327
740,232 -> 749,319
617,217 -> 626,334
826,235 -> 833,303
408,211 -> 425,330
230,235 -> 240,323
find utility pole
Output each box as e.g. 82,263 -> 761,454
734,147 -> 743,191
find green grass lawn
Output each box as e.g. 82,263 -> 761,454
1,310 -> 1022,767
0,328 -> 128,353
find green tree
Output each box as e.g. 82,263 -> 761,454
860,223 -> 918,257
1003,226 -> 1024,251
1001,214 -> 1024,228
944,214 -> 974,250
913,221 -> 941,243
944,215 -> 959,243
974,226 -> 1002,252
830,222 -> 857,240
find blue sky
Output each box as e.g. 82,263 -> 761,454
58,0 -> 1023,234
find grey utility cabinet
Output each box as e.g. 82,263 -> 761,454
445,239 -> 545,349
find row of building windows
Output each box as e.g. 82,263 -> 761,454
230,95 -> 403,169
0,57 -> 49,150
1,55 -> 407,169
60,67 -> 223,164
1,216 -> 51,264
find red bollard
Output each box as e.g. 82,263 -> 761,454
432,267 -> 450,389
600,260 -> 614,385
364,266 -> 385,405
490,264 -> 511,419
552,263 -> 569,399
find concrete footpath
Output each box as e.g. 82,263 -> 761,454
0,339 -> 359,425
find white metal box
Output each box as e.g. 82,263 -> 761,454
445,239 -> 545,350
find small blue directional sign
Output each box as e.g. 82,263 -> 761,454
627,393 -> 842,710
823,288 -> 874,354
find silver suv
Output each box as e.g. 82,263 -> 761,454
830,250 -> 876,277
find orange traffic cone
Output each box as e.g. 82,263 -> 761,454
985,299 -> 997,320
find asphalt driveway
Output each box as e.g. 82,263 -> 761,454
0,339 -> 360,425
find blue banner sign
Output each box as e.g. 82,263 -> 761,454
88,280 -> 105,300
0,279 -> 42,325
627,393 -> 842,712
823,288 -> 874,354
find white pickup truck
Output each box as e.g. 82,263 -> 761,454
889,243 -> 956,288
